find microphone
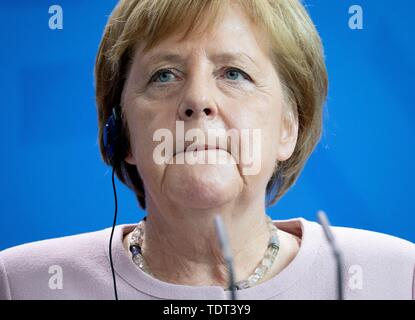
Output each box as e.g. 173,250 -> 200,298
317,210 -> 344,300
214,214 -> 237,300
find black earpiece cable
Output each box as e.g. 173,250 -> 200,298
109,167 -> 119,300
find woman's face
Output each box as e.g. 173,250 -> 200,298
122,3 -> 297,209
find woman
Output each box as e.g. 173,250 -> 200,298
1,0 -> 414,300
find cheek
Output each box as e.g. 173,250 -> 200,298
124,99 -> 173,185
231,87 -> 283,146
255,85 -> 285,160
228,89 -> 283,183
261,104 -> 284,175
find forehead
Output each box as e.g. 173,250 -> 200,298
134,3 -> 270,65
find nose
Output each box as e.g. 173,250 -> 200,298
177,73 -> 218,121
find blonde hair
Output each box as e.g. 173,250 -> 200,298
95,0 -> 328,209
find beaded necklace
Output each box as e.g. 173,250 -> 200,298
129,215 -> 280,290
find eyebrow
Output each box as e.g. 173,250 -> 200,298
143,51 -> 259,69
144,53 -> 186,66
210,52 -> 259,68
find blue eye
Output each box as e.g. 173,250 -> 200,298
151,69 -> 177,83
224,68 -> 248,81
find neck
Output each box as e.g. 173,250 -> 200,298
132,192 -> 272,287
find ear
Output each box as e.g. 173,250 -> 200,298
124,152 -> 136,165
276,107 -> 298,161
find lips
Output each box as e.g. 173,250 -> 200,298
174,142 -> 227,156
186,144 -> 220,152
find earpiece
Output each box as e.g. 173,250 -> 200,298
103,106 -> 123,300
103,106 -> 124,167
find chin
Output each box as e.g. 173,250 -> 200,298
163,163 -> 243,209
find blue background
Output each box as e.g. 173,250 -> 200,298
0,0 -> 414,250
